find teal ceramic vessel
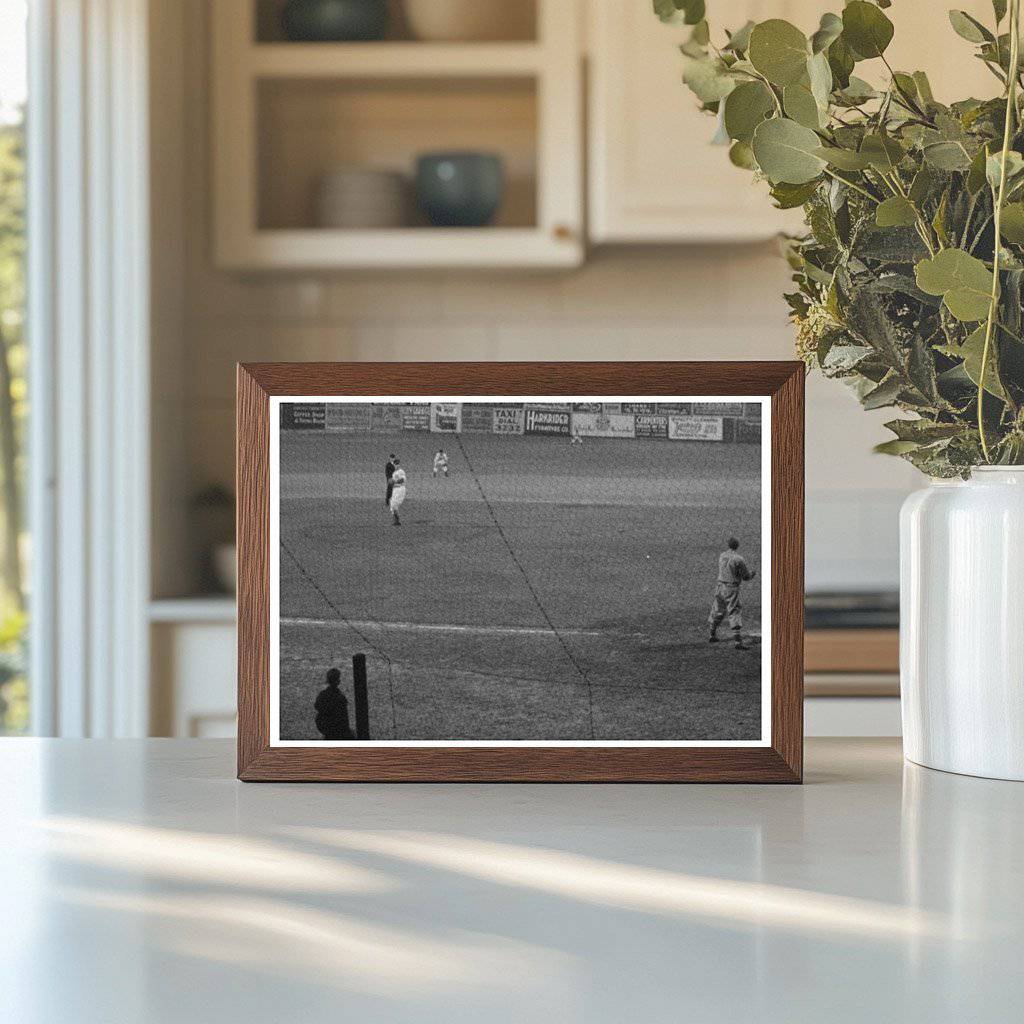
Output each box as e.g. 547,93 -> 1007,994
415,152 -> 505,227
280,0 -> 388,42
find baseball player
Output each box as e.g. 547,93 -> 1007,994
389,458 -> 407,526
433,449 -> 449,477
384,453 -> 397,509
709,536 -> 756,650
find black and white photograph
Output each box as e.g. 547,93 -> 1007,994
270,397 -> 770,746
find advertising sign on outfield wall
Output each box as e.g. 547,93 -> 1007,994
280,403 -> 325,430
401,405 -> 431,431
668,415 -> 724,441
371,404 -> 403,430
694,402 -> 744,417
634,414 -> 668,437
460,404 -> 494,433
572,412 -> 636,438
430,403 -> 462,433
326,403 -> 372,433
620,402 -> 659,415
572,402 -> 602,413
525,408 -> 570,435
492,407 -> 525,435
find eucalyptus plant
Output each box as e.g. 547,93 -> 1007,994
659,0 -> 1024,475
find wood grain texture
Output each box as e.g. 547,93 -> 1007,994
804,629 -> 899,675
236,361 -> 805,783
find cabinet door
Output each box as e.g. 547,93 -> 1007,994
588,1 -> 814,243
588,1 -> 999,244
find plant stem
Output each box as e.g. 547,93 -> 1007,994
821,167 -> 879,203
979,0 -> 1021,463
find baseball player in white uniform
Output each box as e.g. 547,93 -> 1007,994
433,449 -> 449,477
709,536 -> 756,650
389,459 -> 407,526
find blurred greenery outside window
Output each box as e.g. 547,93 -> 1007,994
0,1 -> 28,734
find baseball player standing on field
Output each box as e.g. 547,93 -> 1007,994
384,453 -> 397,509
708,536 -> 756,650
389,459 -> 407,526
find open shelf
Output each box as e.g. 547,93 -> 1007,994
213,0 -> 582,269
249,42 -> 544,78
257,76 -> 538,232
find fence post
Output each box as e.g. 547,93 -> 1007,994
352,653 -> 370,740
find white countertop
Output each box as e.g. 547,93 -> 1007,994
1,738 -> 1021,1023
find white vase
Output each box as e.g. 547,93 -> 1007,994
900,468 -> 1024,780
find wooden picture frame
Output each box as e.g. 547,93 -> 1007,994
237,362 -> 804,782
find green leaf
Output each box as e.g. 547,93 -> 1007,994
986,150 -> 1024,190
653,0 -> 677,23
909,165 -> 936,205
770,179 -> 820,209
689,20 -> 710,46
836,75 -> 877,104
892,72 -> 919,102
724,20 -> 755,53
875,196 -> 918,228
860,133 -> 905,173
827,35 -> 855,89
807,51 -> 833,110
885,419 -> 963,443
783,83 -> 822,128
948,10 -> 993,44
842,1 -> 895,60
959,324 -> 1007,398
728,140 -> 758,169
967,142 -> 993,193
748,19 -> 810,87
912,71 -> 935,105
923,141 -> 973,171
814,146 -> 872,170
994,0 -> 1008,24
908,334 -> 941,402
810,12 -> 843,54
915,249 -> 994,321
932,190 -> 950,247
654,0 -> 705,25
1000,202 -> 1024,242
862,375 -> 902,410
723,81 -> 775,143
874,439 -> 921,455
681,55 -> 737,103
752,117 -> 827,184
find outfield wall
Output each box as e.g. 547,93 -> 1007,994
281,402 -> 762,443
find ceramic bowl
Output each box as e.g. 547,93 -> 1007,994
415,152 -> 505,228
280,0 -> 388,42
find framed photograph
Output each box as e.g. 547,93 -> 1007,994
237,362 -> 804,782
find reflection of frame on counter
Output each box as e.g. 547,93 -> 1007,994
237,362 -> 804,782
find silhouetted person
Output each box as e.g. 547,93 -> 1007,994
384,453 -> 397,508
314,668 -> 355,740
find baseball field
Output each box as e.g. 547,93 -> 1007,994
277,430 -> 763,742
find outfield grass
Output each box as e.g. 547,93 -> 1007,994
278,430 -> 763,741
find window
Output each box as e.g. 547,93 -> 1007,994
0,0 -> 28,734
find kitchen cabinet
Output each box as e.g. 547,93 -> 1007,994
212,0 -> 583,269
587,0 -> 999,244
